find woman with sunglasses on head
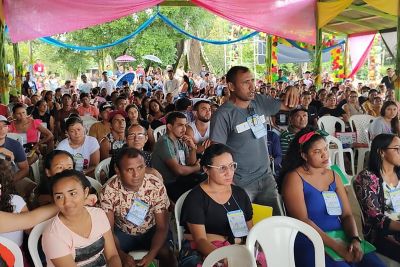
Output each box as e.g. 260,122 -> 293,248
179,144 -> 257,267
280,128 -> 384,267
354,133 -> 400,263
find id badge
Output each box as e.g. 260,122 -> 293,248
322,191 -> 342,216
389,188 -> 400,213
227,210 -> 249,238
178,150 -> 186,165
247,115 -> 267,139
126,199 -> 149,226
73,153 -> 84,172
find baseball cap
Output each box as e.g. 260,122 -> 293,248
0,115 -> 10,125
166,65 -> 173,72
99,102 -> 114,112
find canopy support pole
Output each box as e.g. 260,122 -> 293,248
395,7 -> 400,102
343,35 -> 349,77
13,43 -> 22,96
266,35 -> 272,83
0,21 -> 8,104
314,29 -> 322,88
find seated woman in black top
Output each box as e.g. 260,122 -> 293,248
179,144 -> 254,267
318,93 -> 348,123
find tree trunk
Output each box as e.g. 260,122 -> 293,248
0,21 -> 8,104
13,43 -> 22,96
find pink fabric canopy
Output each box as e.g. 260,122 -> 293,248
347,32 -> 376,78
191,0 -> 316,44
4,0 -> 316,44
4,0 -> 163,43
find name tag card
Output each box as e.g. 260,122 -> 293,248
126,199 -> 149,226
322,191 -> 342,216
227,210 -> 249,237
390,188 -> 400,213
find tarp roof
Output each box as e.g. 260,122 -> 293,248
321,0 -> 398,35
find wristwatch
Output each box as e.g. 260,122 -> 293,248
351,236 -> 362,243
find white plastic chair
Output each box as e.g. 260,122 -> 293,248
246,216 -> 325,267
31,158 -> 41,184
153,125 -> 166,142
203,245 -> 257,267
317,116 -> 345,136
86,176 -> 102,194
175,190 -> 191,251
7,132 -> 23,144
28,219 -> 51,267
94,157 -> 111,183
326,135 -> 355,177
81,116 -> 98,134
349,114 -> 374,174
0,236 -> 24,267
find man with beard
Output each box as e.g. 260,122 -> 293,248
186,100 -> 211,155
210,66 -> 299,214
152,112 -> 202,201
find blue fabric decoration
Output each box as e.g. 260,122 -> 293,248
36,12 -> 259,50
156,13 -> 259,45
286,39 -> 346,53
38,14 -> 157,51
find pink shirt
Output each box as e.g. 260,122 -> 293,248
9,119 -> 42,143
42,207 -> 110,267
77,105 -> 99,118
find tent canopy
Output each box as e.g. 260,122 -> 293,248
2,0 -> 398,44
321,0 -> 398,35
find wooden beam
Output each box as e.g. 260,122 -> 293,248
347,4 -> 397,22
160,0 -> 195,6
329,15 -> 381,30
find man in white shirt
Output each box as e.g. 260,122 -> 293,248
98,71 -> 116,96
303,71 -> 313,89
78,74 -> 93,94
163,66 -> 179,98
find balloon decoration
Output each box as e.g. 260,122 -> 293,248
271,36 -> 279,82
330,45 -> 345,81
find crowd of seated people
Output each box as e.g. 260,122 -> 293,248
1,64 -> 400,267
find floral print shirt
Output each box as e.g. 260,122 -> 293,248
99,173 -> 169,235
354,170 -> 393,242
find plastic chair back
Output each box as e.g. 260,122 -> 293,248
317,116 -> 345,135
203,245 -> 257,267
325,135 -> 346,175
94,157 -> 111,183
246,216 -> 325,267
349,114 -> 374,145
0,236 -> 24,267
28,220 -> 51,267
175,190 -> 191,251
252,203 -> 273,225
153,125 -> 166,142
85,176 -> 102,194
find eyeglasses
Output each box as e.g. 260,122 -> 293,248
386,147 -> 400,153
127,133 -> 146,139
207,162 -> 237,173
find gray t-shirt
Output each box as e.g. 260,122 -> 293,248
151,134 -> 189,184
210,94 -> 280,186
